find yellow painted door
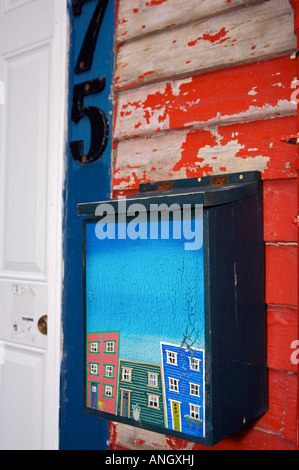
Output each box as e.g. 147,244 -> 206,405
171,401 -> 181,432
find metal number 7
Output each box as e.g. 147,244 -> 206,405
73,0 -> 108,74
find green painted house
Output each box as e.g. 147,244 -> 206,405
116,359 -> 166,429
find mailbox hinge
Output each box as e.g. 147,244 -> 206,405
139,171 -> 260,193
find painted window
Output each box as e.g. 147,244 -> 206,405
90,363 -> 98,375
189,383 -> 201,396
104,385 -> 113,397
166,350 -> 178,365
169,377 -> 179,392
147,373 -> 158,387
148,395 -> 159,408
190,404 -> 201,420
122,367 -> 132,382
104,364 -> 114,378
105,341 -> 115,353
89,342 -> 99,353
189,356 -> 201,371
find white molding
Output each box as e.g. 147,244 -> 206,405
43,0 -> 68,451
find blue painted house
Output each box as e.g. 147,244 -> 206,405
160,343 -> 205,438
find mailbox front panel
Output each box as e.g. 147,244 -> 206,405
81,172 -> 268,446
84,215 -> 206,440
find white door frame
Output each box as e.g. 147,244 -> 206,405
43,0 -> 68,450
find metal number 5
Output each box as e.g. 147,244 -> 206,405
70,78 -> 109,163
70,0 -> 109,164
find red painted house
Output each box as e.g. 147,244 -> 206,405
86,332 -> 119,415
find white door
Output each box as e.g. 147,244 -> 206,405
0,0 -> 67,450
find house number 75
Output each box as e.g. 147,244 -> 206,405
70,0 -> 109,164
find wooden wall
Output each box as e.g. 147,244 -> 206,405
109,0 -> 298,450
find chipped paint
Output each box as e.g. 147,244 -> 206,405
145,0 -> 168,6
113,116 -> 296,190
115,0 -> 295,89
248,86 -> 258,96
114,55 -> 296,139
111,0 -> 298,453
188,27 -> 230,47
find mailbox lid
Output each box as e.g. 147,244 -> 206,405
77,171 -> 260,216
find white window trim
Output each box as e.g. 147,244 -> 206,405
121,367 -> 133,382
166,350 -> 178,365
189,382 -> 201,397
168,377 -> 179,392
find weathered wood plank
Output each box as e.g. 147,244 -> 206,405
265,243 -> 297,307
113,116 -> 297,190
254,369 -> 297,442
263,178 -> 297,243
115,0 -> 295,90
284,372 -> 297,442
114,55 -> 297,139
116,0 -> 266,44
267,305 -> 298,373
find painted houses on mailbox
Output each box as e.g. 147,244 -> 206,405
117,359 -> 166,429
86,332 -> 119,415
161,343 -> 205,438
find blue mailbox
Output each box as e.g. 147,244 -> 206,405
78,171 -> 268,446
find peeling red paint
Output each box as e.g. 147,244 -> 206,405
115,70 -> 156,90
145,0 -> 168,6
173,129 -> 215,177
165,436 -> 189,450
138,70 -> 156,81
111,0 -> 298,452
117,18 -> 128,26
188,27 -> 229,47
116,55 -> 296,136
113,115 -> 297,191
133,439 -> 146,447
109,422 -> 119,445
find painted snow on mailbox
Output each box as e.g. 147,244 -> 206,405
85,219 -> 205,438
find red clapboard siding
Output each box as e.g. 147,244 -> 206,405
116,0 -> 267,44
254,369 -> 288,436
267,305 -> 298,373
111,0 -> 298,453
113,116 -> 297,191
284,372 -> 298,442
263,178 -> 297,242
265,243 -> 297,307
114,0 -> 295,90
115,54 -> 296,139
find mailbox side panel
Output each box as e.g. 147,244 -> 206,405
206,185 -> 268,445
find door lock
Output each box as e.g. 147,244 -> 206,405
38,315 -> 48,335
